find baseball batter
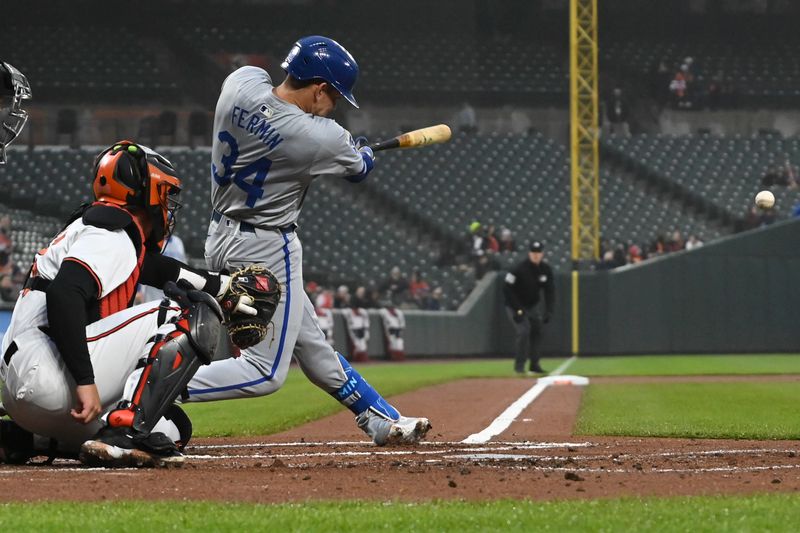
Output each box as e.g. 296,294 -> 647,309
0,140 -> 270,466
187,36 -> 431,445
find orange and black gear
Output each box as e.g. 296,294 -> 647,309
92,140 -> 182,250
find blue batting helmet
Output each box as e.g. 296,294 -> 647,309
280,35 -> 360,108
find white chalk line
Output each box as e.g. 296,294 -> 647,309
1,445 -> 797,476
459,356 -> 581,444
551,356 -> 577,376
186,446 -> 797,463
188,440 -> 594,451
460,381 -> 550,444
435,461 -> 800,475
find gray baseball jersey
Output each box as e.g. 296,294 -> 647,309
210,66 -> 364,228
188,63 -> 429,446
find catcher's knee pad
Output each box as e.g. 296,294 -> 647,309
109,287 -> 223,435
331,353 -> 399,421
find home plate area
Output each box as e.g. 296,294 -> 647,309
1,377 -> 799,502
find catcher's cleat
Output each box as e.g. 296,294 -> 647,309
0,419 -> 35,464
360,413 -> 432,446
79,427 -> 184,468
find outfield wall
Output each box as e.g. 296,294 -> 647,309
330,218 -> 800,359
577,219 -> 800,355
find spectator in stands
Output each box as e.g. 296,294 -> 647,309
305,280 -> 320,301
498,227 -> 515,252
651,59 -> 672,107
316,286 -> 335,309
685,235 -> 704,250
352,286 -> 373,309
408,269 -> 430,307
485,224 -> 500,254
467,221 -> 488,259
761,165 -> 783,187
606,87 -> 631,136
742,206 -> 762,231
0,246 -> 23,302
379,266 -> 410,306
670,64 -> 693,109
0,217 -> 11,255
454,102 -> 478,134
475,253 -> 500,280
667,230 -> 684,252
421,286 -> 444,311
363,285 -> 380,309
334,285 -> 351,308
627,244 -> 643,264
706,71 -> 724,110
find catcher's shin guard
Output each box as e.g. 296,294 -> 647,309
331,352 -> 400,421
109,284 -> 223,435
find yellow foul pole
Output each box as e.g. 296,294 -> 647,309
569,0 -> 600,356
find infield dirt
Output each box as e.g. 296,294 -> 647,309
2,376 -> 799,502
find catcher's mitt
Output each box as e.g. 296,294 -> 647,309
220,264 -> 281,349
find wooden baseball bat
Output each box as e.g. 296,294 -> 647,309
369,124 -> 452,152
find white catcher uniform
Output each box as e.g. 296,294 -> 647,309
0,219 -> 182,449
187,65 -> 429,444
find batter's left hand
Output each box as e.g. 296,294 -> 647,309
71,384 -> 102,424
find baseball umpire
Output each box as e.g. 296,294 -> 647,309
185,35 -> 431,445
1,140 -> 279,466
504,240 -> 555,375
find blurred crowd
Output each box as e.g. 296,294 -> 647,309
460,221 -> 517,280
651,56 -> 739,111
0,215 -> 25,303
306,265 -> 446,312
595,229 -> 704,269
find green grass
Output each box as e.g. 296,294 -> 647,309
184,360 -> 516,437
567,354 -> 800,376
3,495 -> 800,532
577,382 -> 800,439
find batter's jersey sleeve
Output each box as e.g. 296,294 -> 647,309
309,120 -> 365,178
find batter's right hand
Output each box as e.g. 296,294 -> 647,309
71,384 -> 103,424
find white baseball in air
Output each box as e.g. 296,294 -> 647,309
755,190 -> 775,209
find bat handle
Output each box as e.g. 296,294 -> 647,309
369,138 -> 399,152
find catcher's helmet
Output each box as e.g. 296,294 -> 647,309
92,141 -> 182,250
281,35 -> 360,108
0,61 -> 32,165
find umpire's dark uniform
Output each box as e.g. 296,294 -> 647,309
504,240 -> 554,374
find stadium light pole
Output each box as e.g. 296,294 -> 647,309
569,0 -> 600,357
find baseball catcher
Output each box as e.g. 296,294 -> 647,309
0,140 -> 278,467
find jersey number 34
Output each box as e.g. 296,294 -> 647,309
212,131 -> 272,208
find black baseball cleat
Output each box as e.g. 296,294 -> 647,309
0,419 -> 35,465
529,365 -> 547,374
79,426 -> 184,468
